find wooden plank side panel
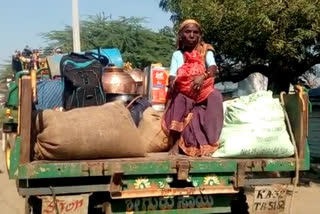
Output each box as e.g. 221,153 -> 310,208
309,130 -> 320,134
309,115 -> 320,118
309,115 -> 320,120
310,111 -> 320,117
309,139 -> 320,146
309,117 -> 320,121
284,94 -> 308,159
309,146 -> 320,151
309,132 -> 320,135
19,76 -> 32,164
309,143 -> 320,148
308,109 -> 320,158
309,122 -> 320,126
309,149 -> 320,154
309,138 -> 320,142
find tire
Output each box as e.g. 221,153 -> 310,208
3,132 -> 16,173
1,132 -> 6,152
4,139 -> 11,173
103,202 -> 112,214
231,189 -> 249,214
25,196 -> 42,214
25,197 -> 32,214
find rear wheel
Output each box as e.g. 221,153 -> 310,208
25,197 -> 32,214
5,140 -> 11,172
231,189 -> 249,214
3,133 -> 17,173
2,133 -> 11,173
25,196 -> 42,214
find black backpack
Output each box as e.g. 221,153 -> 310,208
60,52 -> 107,110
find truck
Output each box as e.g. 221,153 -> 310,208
2,61 -> 310,214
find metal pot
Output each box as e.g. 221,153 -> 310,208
105,93 -> 137,103
102,66 -> 137,94
126,69 -> 144,82
126,69 -> 145,95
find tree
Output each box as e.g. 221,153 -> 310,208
160,0 -> 320,93
42,14 -> 175,68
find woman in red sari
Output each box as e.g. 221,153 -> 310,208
162,19 -> 223,157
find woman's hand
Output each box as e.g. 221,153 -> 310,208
192,74 -> 205,91
168,76 -> 176,92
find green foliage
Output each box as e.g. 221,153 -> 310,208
160,0 -> 320,65
42,15 -> 175,68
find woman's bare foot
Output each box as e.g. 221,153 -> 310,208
169,142 -> 179,155
168,131 -> 180,155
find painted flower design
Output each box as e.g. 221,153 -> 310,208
166,176 -> 173,183
203,175 -> 220,186
134,178 -> 151,189
158,181 -> 165,188
192,180 -> 199,187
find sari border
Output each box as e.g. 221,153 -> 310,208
162,112 -> 193,135
170,120 -> 184,132
178,137 -> 219,157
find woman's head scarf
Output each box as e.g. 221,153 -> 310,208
177,19 -> 214,59
178,19 -> 202,35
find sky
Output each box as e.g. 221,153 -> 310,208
0,0 -> 172,64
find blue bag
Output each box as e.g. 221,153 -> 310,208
35,79 -> 64,110
85,48 -> 123,67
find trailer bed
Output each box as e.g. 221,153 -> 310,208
10,146 -> 310,180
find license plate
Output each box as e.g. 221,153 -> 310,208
41,194 -> 90,214
252,185 -> 287,214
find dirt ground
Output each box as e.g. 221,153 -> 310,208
245,178 -> 320,214
1,149 -> 320,214
0,150 -> 25,214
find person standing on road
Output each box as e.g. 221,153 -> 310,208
12,51 -> 22,75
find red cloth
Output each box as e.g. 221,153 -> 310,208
175,50 -> 214,103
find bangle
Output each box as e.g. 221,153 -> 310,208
203,72 -> 209,79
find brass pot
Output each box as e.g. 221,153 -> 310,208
126,69 -> 145,95
102,67 -> 137,94
126,69 -> 144,82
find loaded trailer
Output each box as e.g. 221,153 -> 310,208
2,75 -> 310,214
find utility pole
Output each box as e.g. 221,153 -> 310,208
72,0 -> 81,52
